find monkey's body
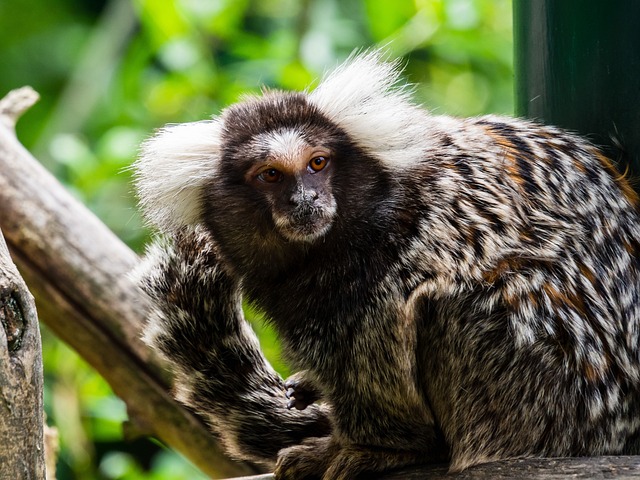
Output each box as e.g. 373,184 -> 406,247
134,54 -> 640,478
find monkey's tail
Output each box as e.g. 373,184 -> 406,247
133,227 -> 332,468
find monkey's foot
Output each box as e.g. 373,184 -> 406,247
276,436 -> 435,480
284,370 -> 322,410
323,445 -> 431,480
275,436 -> 334,480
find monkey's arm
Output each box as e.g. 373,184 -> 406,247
134,228 -> 332,467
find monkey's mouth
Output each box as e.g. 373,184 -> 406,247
272,206 -> 335,243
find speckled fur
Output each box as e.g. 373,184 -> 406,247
133,228 -> 331,468
134,52 -> 640,479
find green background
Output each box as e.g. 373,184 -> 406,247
0,0 -> 513,478
513,0 -> 640,178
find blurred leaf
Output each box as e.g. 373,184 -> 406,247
136,0 -> 191,47
365,0 -> 416,40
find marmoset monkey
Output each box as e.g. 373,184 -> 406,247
133,52 -> 640,479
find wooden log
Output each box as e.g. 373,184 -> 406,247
0,226 -> 45,477
225,456 -> 640,479
0,87 -> 257,479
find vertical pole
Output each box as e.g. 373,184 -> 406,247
513,1 -> 640,177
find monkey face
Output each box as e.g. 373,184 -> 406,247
243,129 -> 337,243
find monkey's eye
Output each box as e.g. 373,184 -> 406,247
308,156 -> 329,173
258,168 -> 283,183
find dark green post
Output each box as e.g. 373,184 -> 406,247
513,1 -> 640,177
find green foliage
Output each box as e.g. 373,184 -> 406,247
0,0 -> 512,478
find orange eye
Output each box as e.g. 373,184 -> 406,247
258,168 -> 283,183
308,156 -> 329,173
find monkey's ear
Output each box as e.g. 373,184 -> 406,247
309,50 -> 406,121
309,50 -> 428,170
134,120 -> 223,233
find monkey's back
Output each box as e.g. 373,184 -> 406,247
409,114 -> 640,469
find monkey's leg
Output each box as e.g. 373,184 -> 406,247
135,227 -> 332,467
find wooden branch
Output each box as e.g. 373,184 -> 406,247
380,457 -> 640,479
225,456 -> 640,479
0,227 -> 45,478
0,87 -> 257,479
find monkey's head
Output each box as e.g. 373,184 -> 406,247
212,92 -> 341,245
135,51 -> 429,267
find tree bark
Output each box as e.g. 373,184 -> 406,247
227,456 -> 640,479
0,87 -> 257,479
0,227 -> 45,478
379,456 -> 640,479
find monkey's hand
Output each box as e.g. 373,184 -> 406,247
134,227 -> 332,466
285,370 -> 323,410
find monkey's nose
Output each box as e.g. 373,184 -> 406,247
289,189 -> 319,205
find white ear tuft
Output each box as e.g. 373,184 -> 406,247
134,120 -> 223,232
309,50 -> 406,118
309,50 -> 430,169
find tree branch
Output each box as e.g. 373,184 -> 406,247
223,456 -> 640,479
0,87 -> 257,479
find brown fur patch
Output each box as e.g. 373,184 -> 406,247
578,262 -> 596,285
594,151 -> 639,207
493,136 -> 525,188
542,282 -> 588,317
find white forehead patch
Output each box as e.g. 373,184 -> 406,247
255,128 -> 308,160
